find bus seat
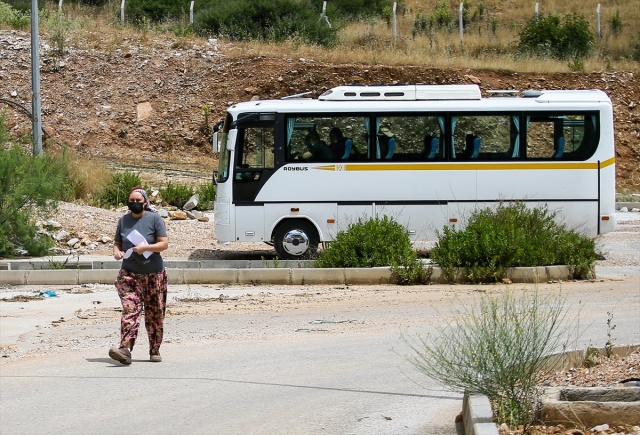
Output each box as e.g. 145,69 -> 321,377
384,138 -> 395,159
464,134 -> 481,159
422,135 -> 439,159
553,136 -> 565,158
341,138 -> 353,160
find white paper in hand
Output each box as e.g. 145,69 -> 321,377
125,229 -> 152,259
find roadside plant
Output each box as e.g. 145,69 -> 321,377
0,141 -> 70,257
195,183 -> 216,211
0,2 -> 29,29
42,10 -> 75,56
159,182 -> 193,209
431,202 -> 598,283
96,171 -> 143,208
406,290 -> 574,427
200,104 -> 212,138
315,215 -> 429,284
604,311 -> 616,358
609,10 -> 623,36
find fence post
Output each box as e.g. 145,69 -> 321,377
58,0 -> 62,11
459,3 -> 464,41
320,1 -> 332,28
392,2 -> 397,44
535,2 -> 539,17
190,1 -> 194,25
120,0 -> 125,26
596,3 -> 601,39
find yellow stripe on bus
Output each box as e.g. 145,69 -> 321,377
313,157 -> 615,172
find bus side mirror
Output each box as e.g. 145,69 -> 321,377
212,132 -> 219,153
226,130 -> 236,151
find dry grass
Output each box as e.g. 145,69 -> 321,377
9,0 -> 640,73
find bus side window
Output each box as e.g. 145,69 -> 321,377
235,126 -> 275,181
526,119 -> 555,158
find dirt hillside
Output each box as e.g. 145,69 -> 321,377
1,30 -> 638,190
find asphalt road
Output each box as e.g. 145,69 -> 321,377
0,212 -> 638,435
1,276 -> 639,435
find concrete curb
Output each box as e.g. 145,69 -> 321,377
462,345 -> 640,435
0,265 -> 574,286
616,202 -> 640,210
462,392 -> 499,435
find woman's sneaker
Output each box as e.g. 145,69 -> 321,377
109,347 -> 132,365
150,352 -> 162,362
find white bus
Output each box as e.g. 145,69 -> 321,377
212,85 -> 616,259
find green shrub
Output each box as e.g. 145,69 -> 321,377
557,13 -> 595,60
159,182 -> 193,209
315,215 -> 428,284
0,141 -> 70,257
96,171 -> 143,208
195,183 -> 216,211
518,14 -> 562,59
124,0 -> 190,24
634,31 -> 640,61
1,1 -> 30,13
194,0 -> 337,48
412,11 -> 433,37
609,10 -> 623,36
431,202 -> 597,283
431,0 -> 453,29
0,2 -> 17,26
518,13 -> 594,60
41,10 -> 78,56
407,290 -> 574,427
0,1 -> 29,29
323,0 -> 392,18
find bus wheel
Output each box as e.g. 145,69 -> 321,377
274,220 -> 319,260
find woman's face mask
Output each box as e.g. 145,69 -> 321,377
127,201 -> 144,214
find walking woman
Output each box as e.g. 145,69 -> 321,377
109,187 -> 168,365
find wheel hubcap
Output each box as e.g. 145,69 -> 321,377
282,229 -> 310,256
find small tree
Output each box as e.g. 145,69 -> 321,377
0,139 -> 70,257
518,13 -> 594,60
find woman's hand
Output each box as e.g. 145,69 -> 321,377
113,248 -> 125,260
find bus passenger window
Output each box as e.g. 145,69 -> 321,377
371,115 -> 443,162
452,115 -> 510,160
285,116 -> 367,162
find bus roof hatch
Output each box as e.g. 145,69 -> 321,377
319,84 -> 481,101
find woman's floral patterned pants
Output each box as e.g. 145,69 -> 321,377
115,269 -> 167,354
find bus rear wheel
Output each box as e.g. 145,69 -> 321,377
273,220 -> 319,260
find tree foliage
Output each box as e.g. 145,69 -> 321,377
193,0 -> 337,47
518,13 -> 595,60
0,123 -> 70,257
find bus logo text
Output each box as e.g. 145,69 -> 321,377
284,167 -> 309,171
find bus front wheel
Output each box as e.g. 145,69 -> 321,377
273,220 -> 319,260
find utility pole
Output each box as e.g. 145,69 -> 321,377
31,0 -> 42,156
